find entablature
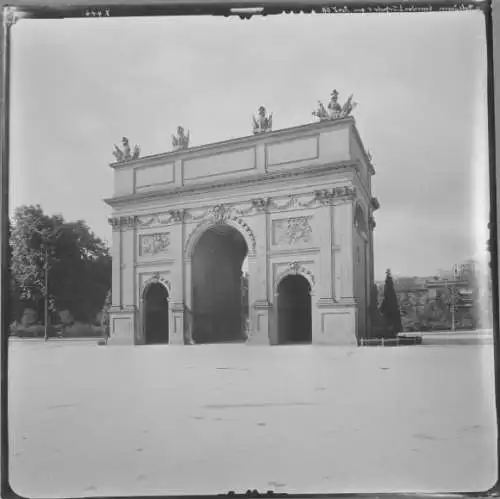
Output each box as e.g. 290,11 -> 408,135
107,184 -> 359,232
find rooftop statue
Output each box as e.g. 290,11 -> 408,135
112,137 -> 140,162
252,106 -> 273,134
172,126 -> 190,151
312,89 -> 357,121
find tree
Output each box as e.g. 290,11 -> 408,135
10,205 -> 111,324
380,269 -> 403,338
368,283 -> 382,338
10,205 -> 61,322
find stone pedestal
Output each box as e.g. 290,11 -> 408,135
315,299 -> 358,345
248,300 -> 272,345
169,301 -> 186,345
108,306 -> 137,346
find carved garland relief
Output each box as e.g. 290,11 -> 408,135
274,262 -> 316,294
140,232 -> 170,256
183,206 -> 257,256
140,272 -> 171,299
273,216 -> 313,245
108,187 -> 358,232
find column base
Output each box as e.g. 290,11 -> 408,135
314,299 -> 358,345
108,306 -> 137,346
247,300 -> 272,345
169,301 -> 186,345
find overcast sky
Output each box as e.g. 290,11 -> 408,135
9,12 -> 489,280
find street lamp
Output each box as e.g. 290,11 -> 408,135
32,228 -> 50,342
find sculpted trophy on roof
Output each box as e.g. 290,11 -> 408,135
112,137 -> 140,162
172,126 -> 190,151
252,106 -> 273,134
312,89 -> 357,121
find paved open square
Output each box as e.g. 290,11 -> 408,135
8,340 -> 497,497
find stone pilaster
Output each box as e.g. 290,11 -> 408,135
108,217 -> 122,308
107,215 -> 137,346
168,215 -> 185,345
334,200 -> 355,299
315,201 -> 335,302
169,300 -> 185,345
121,216 -> 136,308
314,192 -> 358,345
183,257 -> 192,310
247,207 -> 270,345
367,214 -> 376,338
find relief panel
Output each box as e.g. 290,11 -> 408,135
139,232 -> 171,257
272,216 -> 313,246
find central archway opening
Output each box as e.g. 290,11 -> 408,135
143,282 -> 169,344
277,275 -> 312,344
192,224 -> 248,343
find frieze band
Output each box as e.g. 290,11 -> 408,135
314,186 -> 357,205
109,186 -> 361,231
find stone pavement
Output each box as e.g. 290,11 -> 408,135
8,341 -> 497,497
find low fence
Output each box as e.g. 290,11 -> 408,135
359,335 -> 423,347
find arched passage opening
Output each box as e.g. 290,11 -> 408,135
143,282 -> 169,344
192,224 -> 248,343
354,204 -> 368,233
277,275 -> 312,344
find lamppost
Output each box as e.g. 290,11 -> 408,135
32,228 -> 50,342
451,263 -> 469,332
441,279 -> 456,332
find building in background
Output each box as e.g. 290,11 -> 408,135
380,260 -> 492,332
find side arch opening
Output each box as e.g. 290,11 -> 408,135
143,282 -> 169,345
277,274 -> 312,345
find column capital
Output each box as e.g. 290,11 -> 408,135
108,216 -> 136,230
314,186 -> 357,206
108,217 -> 121,230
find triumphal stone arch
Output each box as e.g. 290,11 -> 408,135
105,115 -> 378,346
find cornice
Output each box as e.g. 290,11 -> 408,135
105,160 -> 358,208
351,165 -> 371,204
351,124 -> 376,176
108,117 -> 355,170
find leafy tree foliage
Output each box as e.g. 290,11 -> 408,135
380,269 -> 403,338
10,205 -> 111,324
368,283 -> 383,338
